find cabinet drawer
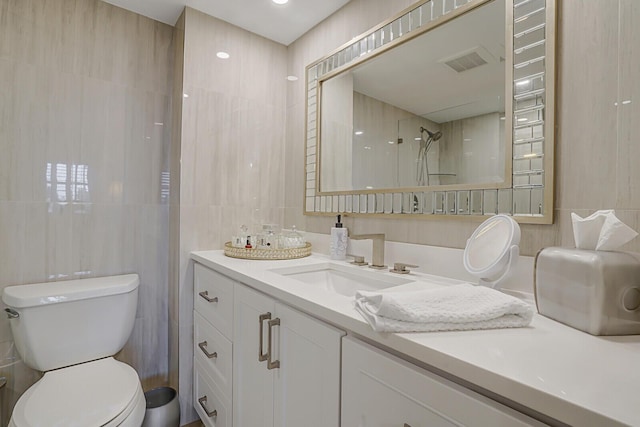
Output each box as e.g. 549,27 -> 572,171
195,359 -> 232,427
194,263 -> 234,339
342,337 -> 546,427
194,311 -> 233,398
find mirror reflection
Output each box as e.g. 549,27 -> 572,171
319,0 -> 506,193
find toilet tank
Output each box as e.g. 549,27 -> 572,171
2,274 -> 139,372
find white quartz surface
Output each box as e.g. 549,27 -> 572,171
191,250 -> 640,427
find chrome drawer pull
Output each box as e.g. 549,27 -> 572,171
258,313 -> 271,362
199,291 -> 218,303
267,318 -> 280,370
198,395 -> 217,418
198,341 -> 217,359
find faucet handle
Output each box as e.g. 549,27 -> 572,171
346,253 -> 368,266
390,262 -> 419,274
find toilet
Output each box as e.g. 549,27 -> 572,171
2,274 -> 146,427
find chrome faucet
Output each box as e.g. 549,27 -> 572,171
349,233 -> 386,269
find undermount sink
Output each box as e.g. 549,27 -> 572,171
270,263 -> 412,297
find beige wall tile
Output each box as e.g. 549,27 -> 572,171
616,0 -> 640,209
0,202 -> 27,288
168,318 -> 180,389
284,104 -> 305,209
555,0 -> 619,210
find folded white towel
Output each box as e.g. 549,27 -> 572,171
354,284 -> 534,333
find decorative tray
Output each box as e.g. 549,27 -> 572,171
223,242 -> 312,260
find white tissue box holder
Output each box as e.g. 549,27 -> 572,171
535,247 -> 640,335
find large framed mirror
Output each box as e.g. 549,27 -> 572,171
304,0 -> 555,224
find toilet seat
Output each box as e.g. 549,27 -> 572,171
10,357 -> 145,427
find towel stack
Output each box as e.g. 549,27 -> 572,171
354,283 -> 534,333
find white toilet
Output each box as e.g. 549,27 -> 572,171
2,274 -> 146,427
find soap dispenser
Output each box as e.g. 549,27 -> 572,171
330,215 -> 348,260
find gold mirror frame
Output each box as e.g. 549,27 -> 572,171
303,0 -> 556,224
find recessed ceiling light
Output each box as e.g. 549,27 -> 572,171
216,51 -> 230,59
273,0 -> 288,4
355,131 -> 363,135
388,141 -> 394,144
286,75 -> 298,81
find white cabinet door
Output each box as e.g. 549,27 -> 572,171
273,302 -> 344,427
342,336 -> 546,427
233,285 -> 275,427
233,284 -> 345,427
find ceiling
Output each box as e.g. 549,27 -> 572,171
102,0 -> 350,46
350,0 -> 505,123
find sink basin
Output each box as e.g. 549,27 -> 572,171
270,263 -> 412,297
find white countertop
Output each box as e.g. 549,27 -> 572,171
191,250 -> 640,427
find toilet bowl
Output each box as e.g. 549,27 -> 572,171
8,358 -> 145,427
3,274 -> 145,426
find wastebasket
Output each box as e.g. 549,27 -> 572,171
142,387 -> 180,427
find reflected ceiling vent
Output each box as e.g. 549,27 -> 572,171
439,46 -> 495,73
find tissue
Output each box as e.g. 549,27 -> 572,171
571,210 -> 638,251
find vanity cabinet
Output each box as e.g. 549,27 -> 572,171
194,260 -> 545,427
341,336 -> 546,427
233,284 -> 345,427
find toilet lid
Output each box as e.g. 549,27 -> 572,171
12,357 -> 140,427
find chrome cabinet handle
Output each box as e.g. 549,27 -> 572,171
199,290 -> 218,303
258,313 -> 271,362
198,396 -> 217,418
198,341 -> 217,359
267,318 -> 280,370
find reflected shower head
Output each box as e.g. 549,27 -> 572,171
420,127 -> 443,141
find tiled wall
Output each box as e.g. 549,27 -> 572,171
285,0 -> 640,257
439,112 -> 505,185
351,92 -> 439,189
0,0 -> 173,422
170,8 -> 288,423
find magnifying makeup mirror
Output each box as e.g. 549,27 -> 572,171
463,215 -> 521,290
